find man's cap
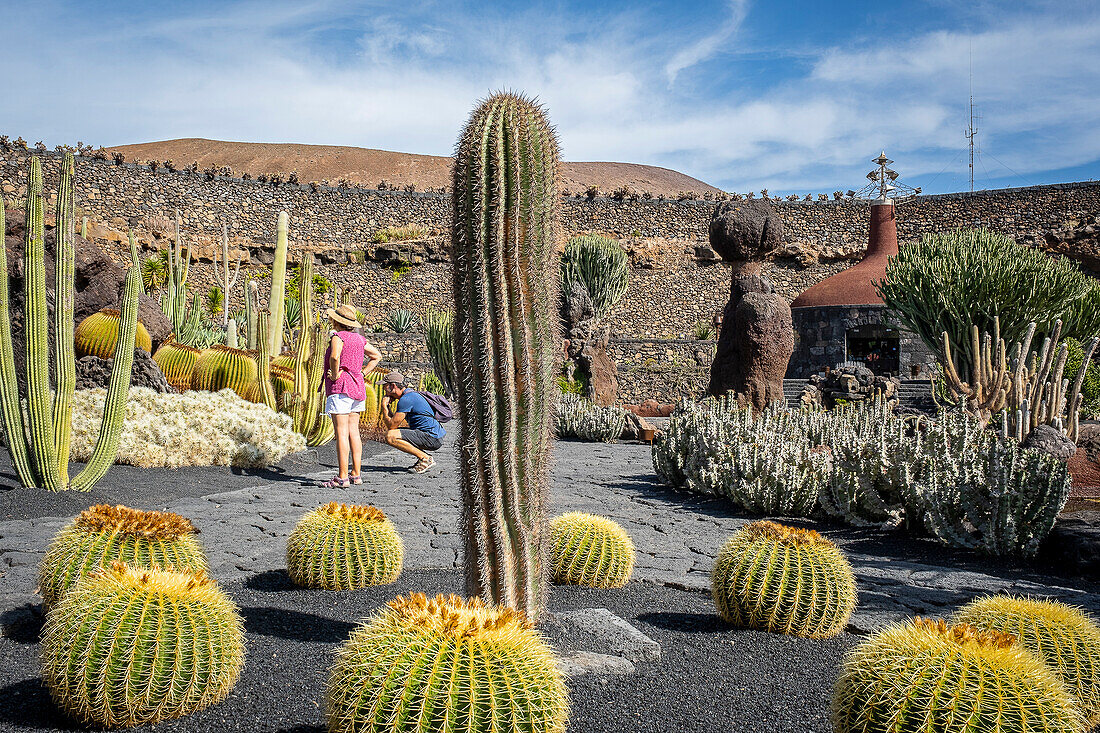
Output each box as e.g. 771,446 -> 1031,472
383,371 -> 405,385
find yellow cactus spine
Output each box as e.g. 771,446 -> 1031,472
327,593 -> 568,733
550,512 -> 635,588
833,617 -> 1086,733
41,562 -> 245,728
286,503 -> 403,589
74,308 -> 153,358
954,594 -> 1100,726
38,503 -> 208,609
711,521 -> 856,638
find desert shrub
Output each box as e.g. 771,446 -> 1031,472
554,394 -> 627,442
69,387 -> 306,468
371,224 -> 429,243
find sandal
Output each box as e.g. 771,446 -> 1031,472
410,457 -> 435,474
349,473 -> 363,485
319,475 -> 351,488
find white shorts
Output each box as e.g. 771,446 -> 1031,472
325,393 -> 366,415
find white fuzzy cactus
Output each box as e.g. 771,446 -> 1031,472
555,394 -> 628,443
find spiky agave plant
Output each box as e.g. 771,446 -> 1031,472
954,595 -> 1100,726
41,562 -> 245,728
326,593 -> 568,733
286,503 -> 404,589
39,504 -> 208,609
712,521 -> 856,638
832,617 -> 1085,733
549,512 -> 635,588
451,92 -> 561,619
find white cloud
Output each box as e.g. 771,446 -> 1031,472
664,0 -> 749,85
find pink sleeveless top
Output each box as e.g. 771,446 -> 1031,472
323,330 -> 367,401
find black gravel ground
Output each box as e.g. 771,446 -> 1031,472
0,441 -> 388,522
0,568 -> 855,733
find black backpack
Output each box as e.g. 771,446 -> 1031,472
414,391 -> 454,423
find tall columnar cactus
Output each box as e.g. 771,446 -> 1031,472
165,210 -> 192,334
954,595 -> 1100,726
74,308 -> 152,358
266,210 -> 289,356
326,593 -> 568,733
286,503 -> 404,589
832,617 -> 1086,733
451,93 -> 561,619
214,220 -> 241,328
39,504 -> 208,609
550,513 -> 635,588
41,562 -> 245,728
0,154 -> 141,491
712,521 -> 856,638
244,278 -> 260,350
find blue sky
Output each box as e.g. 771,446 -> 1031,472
3,0 -> 1099,195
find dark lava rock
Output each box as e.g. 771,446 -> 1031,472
1041,511 -> 1100,576
1023,424 -> 1077,460
75,348 -> 172,393
707,199 -> 784,263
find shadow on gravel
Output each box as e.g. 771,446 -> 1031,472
0,603 -> 44,644
636,611 -> 729,633
0,678 -> 78,729
245,570 -> 295,592
242,606 -> 356,642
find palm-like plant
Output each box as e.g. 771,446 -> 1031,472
205,286 -> 224,317
141,252 -> 168,292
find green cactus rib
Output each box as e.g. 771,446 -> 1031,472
74,309 -> 153,358
954,595 -> 1100,726
0,199 -> 35,486
70,265 -> 142,491
41,562 -> 245,728
153,337 -> 201,392
286,503 -> 403,589
326,593 -> 568,733
451,92 -> 561,619
254,312 -> 279,409
191,344 -> 260,398
550,512 -> 635,588
267,211 -> 289,356
832,617 -> 1086,733
39,504 -> 208,609
290,254 -> 315,432
24,158 -> 60,489
711,521 -> 857,638
52,154 -> 76,481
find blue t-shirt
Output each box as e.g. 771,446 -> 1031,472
396,391 -> 445,439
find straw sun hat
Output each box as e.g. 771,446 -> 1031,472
324,303 -> 361,329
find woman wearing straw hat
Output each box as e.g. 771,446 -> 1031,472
319,303 -> 382,488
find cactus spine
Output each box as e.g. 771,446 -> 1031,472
0,155 -> 140,490
266,210 -> 289,356
451,93 -> 561,619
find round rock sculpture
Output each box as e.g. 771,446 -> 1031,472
706,200 -> 794,409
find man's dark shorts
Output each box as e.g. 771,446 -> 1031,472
398,428 -> 443,451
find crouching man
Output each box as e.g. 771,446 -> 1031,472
380,371 -> 445,473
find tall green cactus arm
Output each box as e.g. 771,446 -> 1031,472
255,313 -> 277,411
23,158 -> 60,489
267,211 -> 289,356
70,265 -> 141,491
451,92 -> 561,619
0,202 -> 35,486
53,153 -> 77,481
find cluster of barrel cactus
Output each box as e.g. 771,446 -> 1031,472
954,595 -> 1100,726
190,343 -> 260,398
326,593 -> 568,733
554,393 -> 628,442
39,503 -> 208,608
712,521 -> 856,638
74,309 -> 153,358
41,562 -> 245,728
832,617 -> 1086,733
286,503 -> 404,589
550,513 -> 635,588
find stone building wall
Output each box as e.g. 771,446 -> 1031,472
788,305 -> 938,379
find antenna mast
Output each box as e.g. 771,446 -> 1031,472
965,43 -> 977,192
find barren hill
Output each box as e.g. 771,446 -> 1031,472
108,138 -> 724,197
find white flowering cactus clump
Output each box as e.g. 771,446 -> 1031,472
70,387 -> 307,468
554,393 -> 628,443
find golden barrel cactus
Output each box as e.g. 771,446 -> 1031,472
711,520 -> 856,638
191,344 -> 259,400
74,308 -> 152,358
954,595 -> 1100,726
327,593 -> 568,733
41,562 -> 245,728
833,617 -> 1086,733
550,512 -> 635,588
286,503 -> 403,589
152,336 -> 201,392
269,363 -> 295,406
38,503 -> 207,609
